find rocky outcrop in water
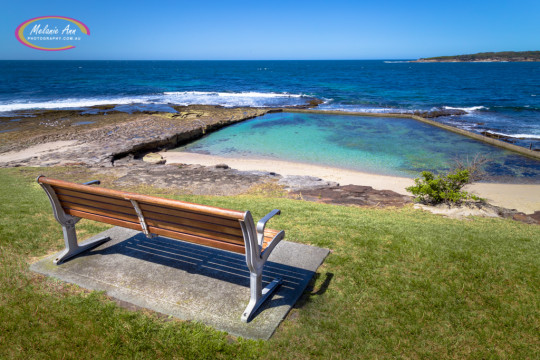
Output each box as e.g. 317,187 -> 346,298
412,108 -> 467,118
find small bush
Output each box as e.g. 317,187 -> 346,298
407,169 -> 481,204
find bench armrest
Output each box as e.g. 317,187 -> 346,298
256,209 -> 280,234
256,209 -> 280,246
82,180 -> 101,186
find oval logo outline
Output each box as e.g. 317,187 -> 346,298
15,16 -> 90,51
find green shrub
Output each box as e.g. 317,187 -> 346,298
406,169 -> 481,204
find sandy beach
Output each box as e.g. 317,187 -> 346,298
162,151 -> 540,214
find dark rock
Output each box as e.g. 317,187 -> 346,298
528,211 -> 540,223
512,213 -> 538,225
289,97 -> 325,109
412,108 -> 467,118
289,185 -> 412,207
215,163 -> 229,169
481,131 -> 510,141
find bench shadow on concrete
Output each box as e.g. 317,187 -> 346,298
77,232 -> 312,314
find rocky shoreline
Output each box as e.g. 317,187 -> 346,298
0,105 -> 274,166
1,105 -> 538,224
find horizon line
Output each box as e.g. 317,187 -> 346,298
0,58 -> 417,61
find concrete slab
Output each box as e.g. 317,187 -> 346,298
31,227 -> 330,340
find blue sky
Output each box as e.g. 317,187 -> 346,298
2,0 -> 539,60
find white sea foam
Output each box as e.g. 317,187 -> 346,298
161,91 -> 307,107
0,96 -> 147,112
0,91 -> 309,112
317,104 -> 407,113
163,91 -> 304,98
443,106 -> 487,112
484,130 -> 540,140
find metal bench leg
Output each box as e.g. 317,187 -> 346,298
240,211 -> 285,322
38,179 -> 111,265
54,221 -> 110,265
241,270 -> 282,322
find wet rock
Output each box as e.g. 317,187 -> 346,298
412,108 -> 467,118
215,163 -> 229,169
291,97 -> 325,109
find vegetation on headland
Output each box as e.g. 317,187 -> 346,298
1,167 -> 539,359
415,51 -> 540,62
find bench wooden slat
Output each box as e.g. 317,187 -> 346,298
57,193 -> 244,241
42,177 -> 245,220
54,187 -> 135,208
262,229 -> 280,251
53,186 -> 243,229
61,201 -> 245,245
66,209 -> 247,253
56,184 -> 278,249
138,203 -> 242,228
67,208 -> 142,231
148,226 -> 246,254
62,202 -> 141,223
64,200 -> 275,248
142,210 -> 243,237
57,194 -> 137,216
143,218 -> 244,245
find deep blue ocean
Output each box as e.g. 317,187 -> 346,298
1,60 -> 539,148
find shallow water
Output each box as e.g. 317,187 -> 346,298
175,112 -> 540,182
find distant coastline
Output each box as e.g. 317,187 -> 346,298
412,51 -> 540,63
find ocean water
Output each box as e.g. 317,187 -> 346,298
176,112 -> 540,181
0,60 -> 538,147
1,60 -> 539,177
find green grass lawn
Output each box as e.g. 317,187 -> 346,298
1,167 -> 538,359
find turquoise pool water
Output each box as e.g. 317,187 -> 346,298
175,112 -> 540,182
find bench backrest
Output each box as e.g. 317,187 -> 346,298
37,177 -> 248,253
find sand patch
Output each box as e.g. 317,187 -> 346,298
466,183 -> 540,214
0,140 -> 79,163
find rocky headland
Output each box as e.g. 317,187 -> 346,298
413,51 -> 540,62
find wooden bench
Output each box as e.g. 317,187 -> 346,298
37,176 -> 285,322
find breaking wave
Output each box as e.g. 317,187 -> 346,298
443,106 -> 487,112
0,91 -> 310,112
483,130 -> 540,140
